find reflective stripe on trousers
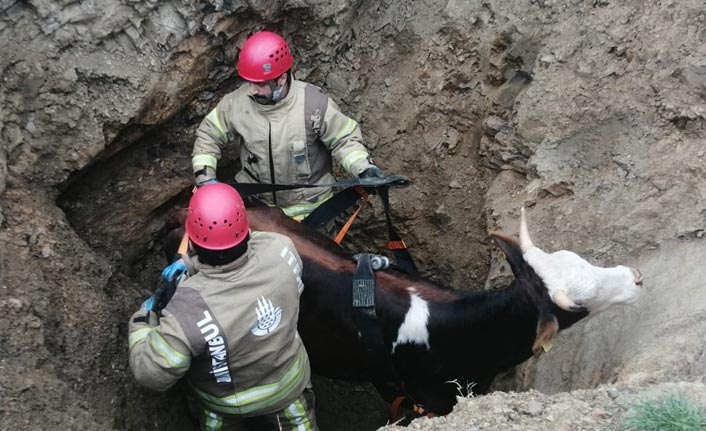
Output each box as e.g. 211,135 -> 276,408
197,388 -> 318,431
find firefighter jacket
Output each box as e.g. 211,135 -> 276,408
128,231 -> 311,416
192,79 -> 375,220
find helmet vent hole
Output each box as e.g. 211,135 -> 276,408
228,224 -> 232,227
199,223 -> 203,227
203,237 -> 207,242
208,226 -> 212,230
223,219 -> 228,223
213,221 -> 217,225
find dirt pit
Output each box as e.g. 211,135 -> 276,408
4,0 -> 706,430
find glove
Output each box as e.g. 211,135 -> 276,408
359,166 -> 385,179
196,178 -> 219,188
142,296 -> 156,311
162,258 -> 187,284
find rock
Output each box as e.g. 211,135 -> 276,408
539,54 -> 556,65
483,116 -> 507,136
25,117 -> 37,135
673,65 -> 706,98
445,127 -> 459,152
7,298 -> 23,310
2,123 -> 23,150
523,400 -> 543,416
27,317 -> 41,329
606,388 -> 620,400
41,244 -> 53,258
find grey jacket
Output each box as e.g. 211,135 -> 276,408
129,231 -> 310,416
192,79 -> 375,219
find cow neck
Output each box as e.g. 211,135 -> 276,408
452,282 -> 540,334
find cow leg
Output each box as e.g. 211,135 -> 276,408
389,345 -> 460,416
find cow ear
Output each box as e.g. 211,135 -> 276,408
532,312 -> 559,355
490,232 -> 526,279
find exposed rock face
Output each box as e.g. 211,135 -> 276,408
1,0 -> 705,430
481,0 -> 706,400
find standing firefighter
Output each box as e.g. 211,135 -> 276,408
192,30 -> 384,221
128,183 -> 318,430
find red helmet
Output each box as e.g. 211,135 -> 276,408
186,183 -> 249,250
237,31 -> 293,82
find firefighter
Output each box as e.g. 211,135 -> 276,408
128,183 -> 317,430
192,30 -> 384,221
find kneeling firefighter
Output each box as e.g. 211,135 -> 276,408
128,183 -> 318,430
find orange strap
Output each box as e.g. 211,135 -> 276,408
386,240 -> 408,250
333,187 -> 371,244
334,202 -> 364,244
388,396 -> 436,423
389,396 -> 407,423
176,187 -> 198,255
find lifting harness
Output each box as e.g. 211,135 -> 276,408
231,175 -> 418,276
352,253 -> 435,424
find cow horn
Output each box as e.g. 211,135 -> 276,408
519,207 -> 534,253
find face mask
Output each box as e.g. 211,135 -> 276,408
249,77 -> 288,105
272,84 -> 285,103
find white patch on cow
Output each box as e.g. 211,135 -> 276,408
392,288 -> 430,353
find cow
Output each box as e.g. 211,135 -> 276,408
164,205 -> 642,419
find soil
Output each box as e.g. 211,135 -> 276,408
2,0 -> 706,430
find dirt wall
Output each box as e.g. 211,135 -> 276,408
2,0 -> 705,430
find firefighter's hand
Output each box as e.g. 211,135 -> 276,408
161,258 -> 187,284
359,166 -> 385,179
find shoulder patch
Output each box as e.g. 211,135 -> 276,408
304,84 -> 329,144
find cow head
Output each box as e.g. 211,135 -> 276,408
518,207 -> 643,314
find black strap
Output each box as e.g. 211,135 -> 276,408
229,175 -> 410,196
352,254 -> 408,398
267,121 -> 277,206
302,187 -> 363,228
378,187 -> 419,276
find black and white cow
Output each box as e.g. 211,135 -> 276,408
164,205 -> 641,417
242,206 -> 642,417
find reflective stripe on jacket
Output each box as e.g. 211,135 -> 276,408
128,231 -> 311,416
192,79 -> 374,218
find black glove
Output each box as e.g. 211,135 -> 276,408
359,166 -> 385,179
196,178 -> 219,188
